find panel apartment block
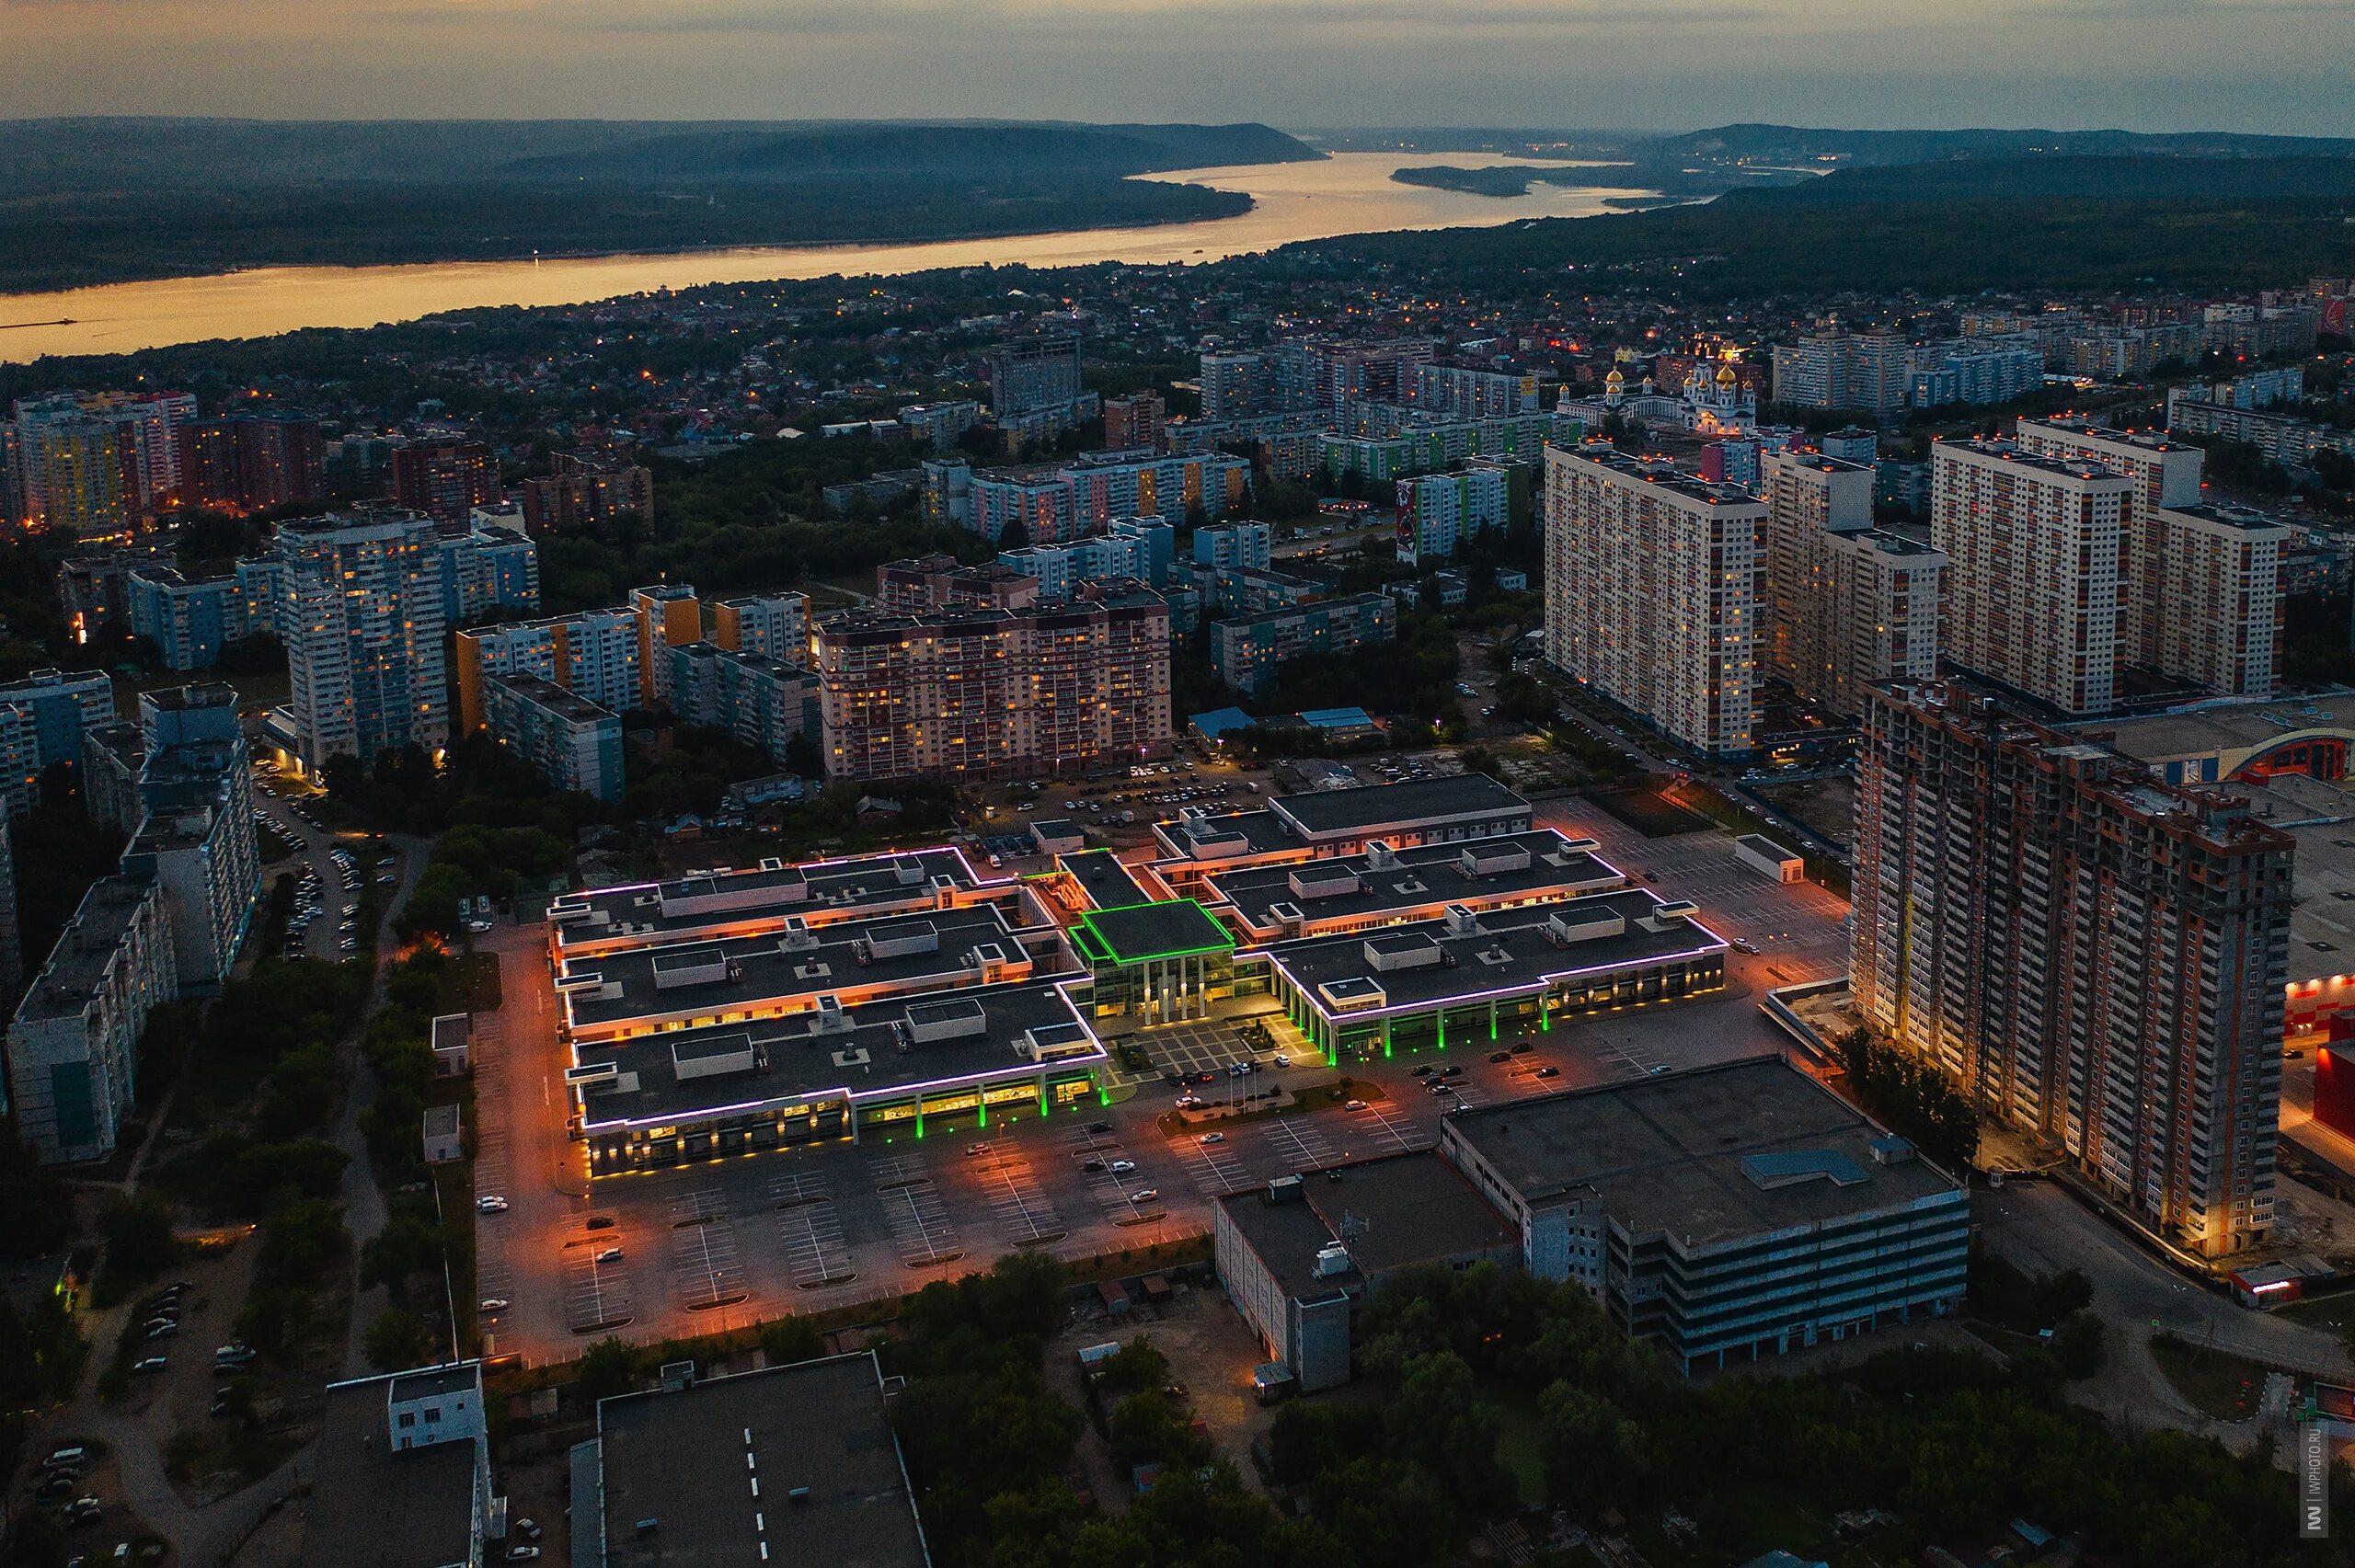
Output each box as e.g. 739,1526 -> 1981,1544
812,588 -> 1172,782
1929,441 -> 2131,715
1544,444 -> 1764,756
1760,451 -> 1943,718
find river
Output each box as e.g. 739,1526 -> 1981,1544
0,154 -> 1643,364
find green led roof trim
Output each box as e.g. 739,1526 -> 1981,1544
1074,899 -> 1236,966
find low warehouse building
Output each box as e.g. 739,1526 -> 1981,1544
1441,1056 -> 1970,1374
1213,1151 -> 1517,1391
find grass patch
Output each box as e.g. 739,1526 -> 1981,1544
1485,1380 -> 1547,1507
454,951 -> 503,1012
2148,1333 -> 2281,1421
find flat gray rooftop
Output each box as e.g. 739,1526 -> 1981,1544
2085,694 -> 2355,767
1220,1150 -> 1512,1299
1444,1056 -> 1961,1251
1265,892 -> 1723,1017
301,1379 -> 477,1568
562,903 -> 1026,1030
574,978 -> 1097,1128
1269,773 -> 1528,841
597,1353 -> 927,1568
552,846 -> 982,949
17,876 -> 156,1024
1059,849 -> 1146,910
1206,829 -> 1619,933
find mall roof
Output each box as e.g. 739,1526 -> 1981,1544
550,846 -> 985,949
595,1353 -> 928,1568
1057,849 -> 1146,911
1072,899 -> 1235,967
561,903 -> 1028,1031
1443,1056 -> 1961,1252
571,978 -> 1097,1129
1268,773 -> 1529,844
1206,829 -> 1621,934
1265,892 -> 1724,1021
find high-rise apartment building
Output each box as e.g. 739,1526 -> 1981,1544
1852,680 -> 2291,1256
628,583 -> 702,708
712,592 -> 811,663
1192,521 -> 1273,574
126,566 -> 258,671
5,875 -> 175,1163
1409,363 -> 1541,420
271,507 -> 451,767
9,397 -> 132,538
1930,440 -> 2133,715
1211,593 -> 1397,696
0,667 -> 115,817
454,606 -> 641,735
1103,390 -> 1167,452
1770,329 -> 1912,413
1001,519 -> 1174,599
173,414 -> 326,514
518,451 -> 653,531
1759,451 -> 1944,717
2011,418 -> 2283,697
663,644 -> 821,767
812,587 -> 1173,781
1543,445 -> 1765,756
481,673 -> 626,803
1396,464 -> 1511,563
985,336 -> 1084,417
388,439 -> 501,525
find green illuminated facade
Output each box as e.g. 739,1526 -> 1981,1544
1071,899 -> 1238,1024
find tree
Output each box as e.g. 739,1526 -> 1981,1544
361,1217 -> 446,1301
98,1192 -> 178,1285
577,1335 -> 640,1402
363,1307 -> 435,1373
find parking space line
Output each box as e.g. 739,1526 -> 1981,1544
873,1160 -> 962,1268
671,1214 -> 747,1311
978,1154 -> 1066,1247
777,1196 -> 854,1288
1260,1117 -> 1335,1173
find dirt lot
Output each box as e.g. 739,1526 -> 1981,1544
1753,774 -> 1859,851
1049,1279 -> 1281,1506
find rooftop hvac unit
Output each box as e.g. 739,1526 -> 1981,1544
891,856 -> 925,886
815,995 -> 852,1034
1442,904 -> 1481,937
760,857 -> 786,872
1363,839 -> 1400,871
1313,1243 -> 1352,1279
780,917 -> 818,952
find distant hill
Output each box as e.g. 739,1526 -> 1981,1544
1637,122 -> 2355,167
0,117 -> 1319,292
1716,154 -> 2355,204
1295,154 -> 2355,303
0,118 -> 1318,197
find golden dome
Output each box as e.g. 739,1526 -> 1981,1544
1604,368 -> 1626,386
1717,364 -> 1739,385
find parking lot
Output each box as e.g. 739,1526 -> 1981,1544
465,793 -> 1854,1365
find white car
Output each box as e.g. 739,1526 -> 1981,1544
1130,1189 -> 1159,1204
1109,1159 -> 1137,1174
478,1298 -> 510,1313
1196,1132 -> 1224,1145
476,1196 -> 509,1213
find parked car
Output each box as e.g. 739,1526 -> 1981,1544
1130,1189 -> 1159,1204
1534,1066 -> 1560,1079
1196,1132 -> 1224,1145
503,1550 -> 542,1563
963,1143 -> 992,1157
1086,1121 -> 1112,1135
584,1216 -> 615,1230
1343,1099 -> 1367,1112
478,1298 -> 510,1314
1410,1065 -> 1434,1078
476,1196 -> 509,1213
132,1356 -> 167,1374
1510,1043 -> 1534,1055
1488,1051 -> 1511,1064
513,1519 -> 544,1542
1082,1159 -> 1106,1173
1109,1160 -> 1137,1174
594,1248 -> 624,1265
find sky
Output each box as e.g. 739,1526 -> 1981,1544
5,0 -> 2355,134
